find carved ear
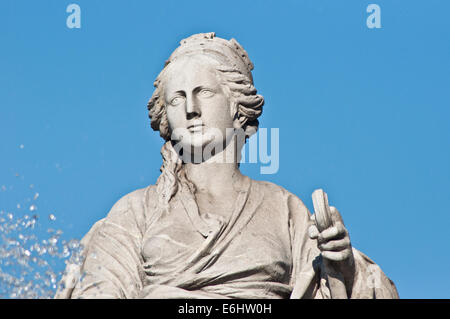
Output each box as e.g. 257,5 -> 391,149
230,98 -> 250,132
232,108 -> 248,129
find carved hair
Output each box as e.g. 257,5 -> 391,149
147,34 -> 264,207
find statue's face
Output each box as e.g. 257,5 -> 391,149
163,55 -> 235,158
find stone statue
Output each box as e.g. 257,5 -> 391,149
55,33 -> 399,299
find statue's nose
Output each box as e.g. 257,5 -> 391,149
185,95 -> 201,120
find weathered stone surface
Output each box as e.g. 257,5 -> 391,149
55,33 -> 398,299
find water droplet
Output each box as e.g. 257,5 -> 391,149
61,246 -> 70,258
0,184 -> 82,298
67,239 -> 80,250
19,144 -> 24,149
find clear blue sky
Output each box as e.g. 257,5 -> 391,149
0,0 -> 449,298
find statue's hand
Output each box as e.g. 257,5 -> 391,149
308,206 -> 356,292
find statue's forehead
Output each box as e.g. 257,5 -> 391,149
164,55 -> 218,79
162,56 -> 221,91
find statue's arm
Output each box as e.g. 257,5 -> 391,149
55,189 -> 147,299
286,192 -> 399,299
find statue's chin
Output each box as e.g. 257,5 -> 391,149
173,136 -> 233,164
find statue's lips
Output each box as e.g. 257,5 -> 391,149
187,124 -> 205,132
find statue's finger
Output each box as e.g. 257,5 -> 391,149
308,224 -> 319,239
308,214 -> 317,228
319,236 -> 350,251
322,249 -> 351,262
318,223 -> 346,244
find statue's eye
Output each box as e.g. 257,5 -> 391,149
199,89 -> 214,98
170,96 -> 185,106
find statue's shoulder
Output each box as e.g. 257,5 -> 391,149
106,184 -> 158,220
251,178 -> 294,196
88,185 -> 158,238
109,186 -> 149,209
251,178 -> 310,217
251,179 -> 306,205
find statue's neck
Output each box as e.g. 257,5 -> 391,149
183,137 -> 244,197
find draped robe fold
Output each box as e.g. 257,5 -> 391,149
55,178 -> 398,299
